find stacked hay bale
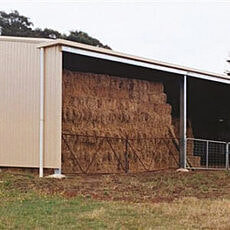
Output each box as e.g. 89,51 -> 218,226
172,118 -> 201,167
62,70 -> 189,173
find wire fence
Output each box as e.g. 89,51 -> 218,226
62,134 -> 230,173
62,133 -> 180,174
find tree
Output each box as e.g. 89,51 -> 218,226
0,10 -> 111,49
66,30 -> 110,49
33,28 -> 62,39
0,10 -> 33,37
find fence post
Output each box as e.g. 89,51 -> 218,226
206,141 -> 209,169
124,137 -> 129,173
226,143 -> 229,170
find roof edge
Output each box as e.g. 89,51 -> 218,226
37,38 -> 230,81
0,36 -> 52,44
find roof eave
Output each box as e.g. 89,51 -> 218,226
0,35 -> 52,43
37,39 -> 230,82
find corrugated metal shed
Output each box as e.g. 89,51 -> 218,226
0,36 -> 230,175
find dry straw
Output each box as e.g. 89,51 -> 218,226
62,70 -> 199,173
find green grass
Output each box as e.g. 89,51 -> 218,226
2,191 -> 230,229
1,171 -> 230,229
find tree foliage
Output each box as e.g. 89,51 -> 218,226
0,10 -> 111,49
0,10 -> 33,37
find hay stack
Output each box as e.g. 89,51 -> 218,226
171,118 -> 201,167
62,70 -> 199,173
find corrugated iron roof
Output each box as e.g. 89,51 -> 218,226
38,39 -> 230,80
1,35 -> 229,81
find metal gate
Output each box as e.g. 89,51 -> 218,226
186,138 -> 229,170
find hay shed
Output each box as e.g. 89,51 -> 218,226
1,36 -> 230,176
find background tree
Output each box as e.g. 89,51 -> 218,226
33,28 -> 62,39
0,10 -> 33,37
67,31 -> 110,49
0,10 -> 111,49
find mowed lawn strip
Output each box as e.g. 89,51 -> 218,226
1,171 -> 230,229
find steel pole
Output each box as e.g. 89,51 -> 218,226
206,141 -> 209,168
180,75 -> 187,168
226,143 -> 229,170
39,48 -> 45,178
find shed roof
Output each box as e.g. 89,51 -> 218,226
37,38 -> 230,81
1,35 -> 229,82
0,35 -> 52,44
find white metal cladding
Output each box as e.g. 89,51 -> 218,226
43,46 -> 62,169
0,39 -> 62,169
62,46 -> 230,84
0,40 -> 41,167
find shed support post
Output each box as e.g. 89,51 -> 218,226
180,75 -> 187,168
39,48 -> 45,177
54,168 -> 62,175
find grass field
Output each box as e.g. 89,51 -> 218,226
1,170 -> 230,229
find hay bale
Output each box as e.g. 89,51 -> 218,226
62,70 -> 182,173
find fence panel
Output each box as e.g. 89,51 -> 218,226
186,138 -> 228,170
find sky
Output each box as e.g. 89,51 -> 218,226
1,0 -> 230,74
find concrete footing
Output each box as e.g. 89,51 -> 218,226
45,168 -> 66,179
176,168 -> 189,172
46,174 -> 66,179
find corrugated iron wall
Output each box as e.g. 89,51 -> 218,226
44,46 -> 62,168
0,39 -> 62,169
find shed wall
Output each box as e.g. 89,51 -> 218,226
0,40 -> 62,168
44,46 -> 62,168
0,40 -> 40,167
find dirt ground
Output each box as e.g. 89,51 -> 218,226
2,170 -> 230,204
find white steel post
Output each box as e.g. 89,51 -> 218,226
54,168 -> 61,175
180,75 -> 187,168
206,141 -> 209,168
226,143 -> 229,170
39,48 -> 45,178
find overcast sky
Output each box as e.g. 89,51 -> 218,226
1,0 -> 230,74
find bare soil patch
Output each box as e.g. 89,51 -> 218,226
1,170 -> 230,203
